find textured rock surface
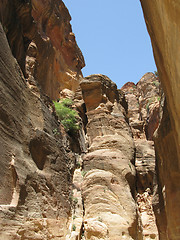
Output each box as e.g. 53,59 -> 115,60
0,0 -> 85,99
121,72 -> 160,140
140,1 -> 180,239
1,0 -> 180,239
121,74 -> 160,239
0,21 -> 74,240
80,75 -> 141,240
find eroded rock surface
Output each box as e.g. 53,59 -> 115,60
121,72 -> 160,140
1,0 -> 180,239
121,73 -> 160,239
0,0 -> 85,99
140,1 -> 180,239
0,20 -> 74,240
80,74 -> 141,240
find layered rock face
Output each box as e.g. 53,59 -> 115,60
80,75 -> 140,239
122,73 -> 160,239
1,0 -> 180,239
0,22 -> 75,239
140,1 -> 180,239
0,0 -> 85,238
69,73 -> 160,239
121,72 -> 160,140
0,0 -> 85,99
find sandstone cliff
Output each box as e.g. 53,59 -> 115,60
66,73 -> 161,240
140,1 -> 180,239
0,0 -> 84,239
0,22 -> 74,239
0,0 -> 180,239
0,0 -> 85,99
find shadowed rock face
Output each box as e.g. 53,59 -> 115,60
0,22 -> 74,239
140,1 -> 180,239
0,0 -> 85,99
1,0 -> 180,239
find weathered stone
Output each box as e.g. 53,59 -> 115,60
0,22 -> 73,239
0,0 -> 85,99
122,73 -> 161,239
80,74 -> 141,239
135,140 -> 156,193
122,72 -> 161,140
140,1 -> 180,239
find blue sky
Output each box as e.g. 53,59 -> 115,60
63,0 -> 157,89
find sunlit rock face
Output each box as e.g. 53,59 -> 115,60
140,1 -> 180,239
122,73 -> 160,239
121,72 -> 161,140
0,0 -> 85,99
0,22 -> 74,239
80,74 -> 142,240
1,0 -> 180,239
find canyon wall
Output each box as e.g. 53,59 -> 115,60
0,0 -> 180,239
0,22 -> 74,239
66,73 -> 160,240
140,1 -> 180,239
0,0 -> 84,239
0,0 -> 85,99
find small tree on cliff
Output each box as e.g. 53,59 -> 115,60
53,98 -> 79,134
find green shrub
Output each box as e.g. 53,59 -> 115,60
53,99 -> 79,134
154,71 -> 159,77
73,197 -> 78,206
72,224 -> 76,231
81,170 -> 87,177
153,81 -> 160,87
157,96 -> 161,102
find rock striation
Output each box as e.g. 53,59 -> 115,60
80,74 -> 140,239
1,0 -> 180,239
121,72 -> 160,140
0,22 -> 75,239
140,1 -> 180,239
121,73 -> 160,239
0,0 -> 85,99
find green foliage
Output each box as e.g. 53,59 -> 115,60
128,162 -> 132,171
81,170 -> 87,177
72,224 -> 76,231
154,71 -> 159,77
76,161 -> 81,168
153,81 -> 160,87
73,197 -> 78,206
157,96 -> 161,102
53,99 -> 79,134
73,215 -> 77,220
146,96 -> 161,111
52,128 -> 60,136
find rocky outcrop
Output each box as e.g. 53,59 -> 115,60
140,1 -> 180,239
80,74 -> 141,239
1,0 -> 180,239
0,0 -> 85,99
0,22 -> 76,239
121,72 -> 160,140
122,73 -> 160,239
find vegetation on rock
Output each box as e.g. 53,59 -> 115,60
53,98 -> 79,134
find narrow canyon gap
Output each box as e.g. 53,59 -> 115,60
0,1 -> 179,240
